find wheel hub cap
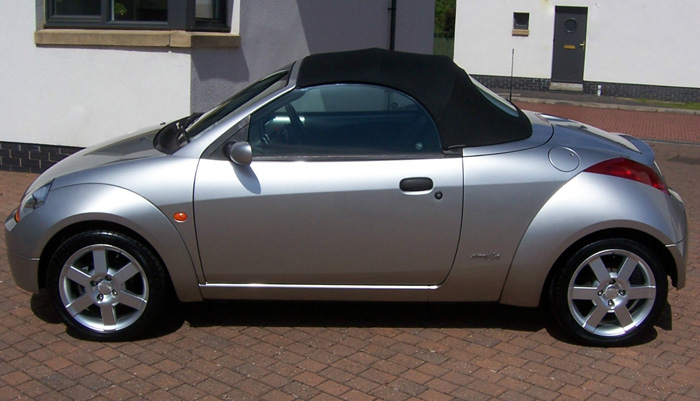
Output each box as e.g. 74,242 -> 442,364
97,281 -> 113,296
603,284 -> 622,300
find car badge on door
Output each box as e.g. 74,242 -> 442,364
471,253 -> 500,260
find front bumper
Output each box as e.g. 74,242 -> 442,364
4,212 -> 41,294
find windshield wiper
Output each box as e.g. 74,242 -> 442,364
177,112 -> 204,142
154,112 -> 204,154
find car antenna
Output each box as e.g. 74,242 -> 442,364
509,48 -> 514,102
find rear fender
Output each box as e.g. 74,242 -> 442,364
500,173 -> 685,307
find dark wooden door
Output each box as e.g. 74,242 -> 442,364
551,7 -> 588,83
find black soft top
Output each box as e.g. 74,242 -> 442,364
296,48 -> 532,149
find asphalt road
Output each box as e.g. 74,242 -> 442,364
0,104 -> 698,400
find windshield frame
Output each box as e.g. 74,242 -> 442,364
153,67 -> 291,155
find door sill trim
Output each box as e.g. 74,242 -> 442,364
201,283 -> 439,290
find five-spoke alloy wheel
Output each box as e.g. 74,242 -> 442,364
47,231 -> 171,341
549,238 -> 667,346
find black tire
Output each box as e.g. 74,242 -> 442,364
549,238 -> 668,346
46,230 -> 172,341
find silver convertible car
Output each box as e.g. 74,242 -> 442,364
5,49 -> 686,346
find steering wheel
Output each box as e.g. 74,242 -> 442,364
284,103 -> 306,143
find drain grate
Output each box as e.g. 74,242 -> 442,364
669,156 -> 700,165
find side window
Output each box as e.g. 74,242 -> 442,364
248,84 -> 441,158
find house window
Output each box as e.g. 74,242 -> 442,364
512,12 -> 529,36
46,0 -> 228,31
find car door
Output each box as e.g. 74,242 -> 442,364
193,84 -> 463,285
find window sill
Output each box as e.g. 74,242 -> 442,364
35,29 -> 241,48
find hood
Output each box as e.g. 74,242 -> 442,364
25,126 -> 163,194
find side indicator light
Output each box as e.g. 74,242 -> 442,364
173,212 -> 188,222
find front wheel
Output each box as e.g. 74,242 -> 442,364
46,231 -> 171,341
549,238 -> 668,346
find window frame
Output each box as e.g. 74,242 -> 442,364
45,0 -> 229,32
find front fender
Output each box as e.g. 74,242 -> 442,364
7,184 -> 202,302
500,173 -> 686,307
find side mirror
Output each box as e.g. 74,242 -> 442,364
226,141 -> 252,165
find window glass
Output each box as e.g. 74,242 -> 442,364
469,75 -> 519,117
112,0 -> 167,22
54,0 -> 100,16
513,12 -> 529,30
249,84 -> 441,158
47,0 -> 226,30
196,0 -> 218,19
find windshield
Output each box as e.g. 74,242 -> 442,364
469,75 -> 519,118
154,68 -> 291,154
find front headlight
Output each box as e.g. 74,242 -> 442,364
14,181 -> 52,222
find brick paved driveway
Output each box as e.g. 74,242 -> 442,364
516,101 -> 700,144
1,107 -> 699,400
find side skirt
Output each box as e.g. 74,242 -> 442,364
199,283 -> 438,302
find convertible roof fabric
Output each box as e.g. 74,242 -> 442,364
296,48 -> 532,149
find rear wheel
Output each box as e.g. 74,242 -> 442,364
549,238 -> 667,346
47,231 -> 171,341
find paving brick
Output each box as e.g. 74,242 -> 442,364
524,385 -> 559,401
332,357 -> 370,375
259,372 -> 290,388
295,371 -> 327,387
340,389 -> 376,401
315,380 -> 351,396
261,389 -> 296,401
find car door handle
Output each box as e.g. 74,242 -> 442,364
400,177 -> 434,192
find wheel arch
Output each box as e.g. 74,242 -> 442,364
502,225 -> 679,308
38,221 -> 165,289
21,184 -> 204,303
37,216 -> 203,303
538,228 -> 679,308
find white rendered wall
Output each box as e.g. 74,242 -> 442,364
454,0 -> 554,79
454,0 -> 700,88
0,1 -> 191,147
584,1 -> 700,88
2,0 -> 433,147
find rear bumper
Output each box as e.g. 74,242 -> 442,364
667,188 -> 688,289
667,240 -> 687,289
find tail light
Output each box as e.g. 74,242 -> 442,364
584,157 -> 669,194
